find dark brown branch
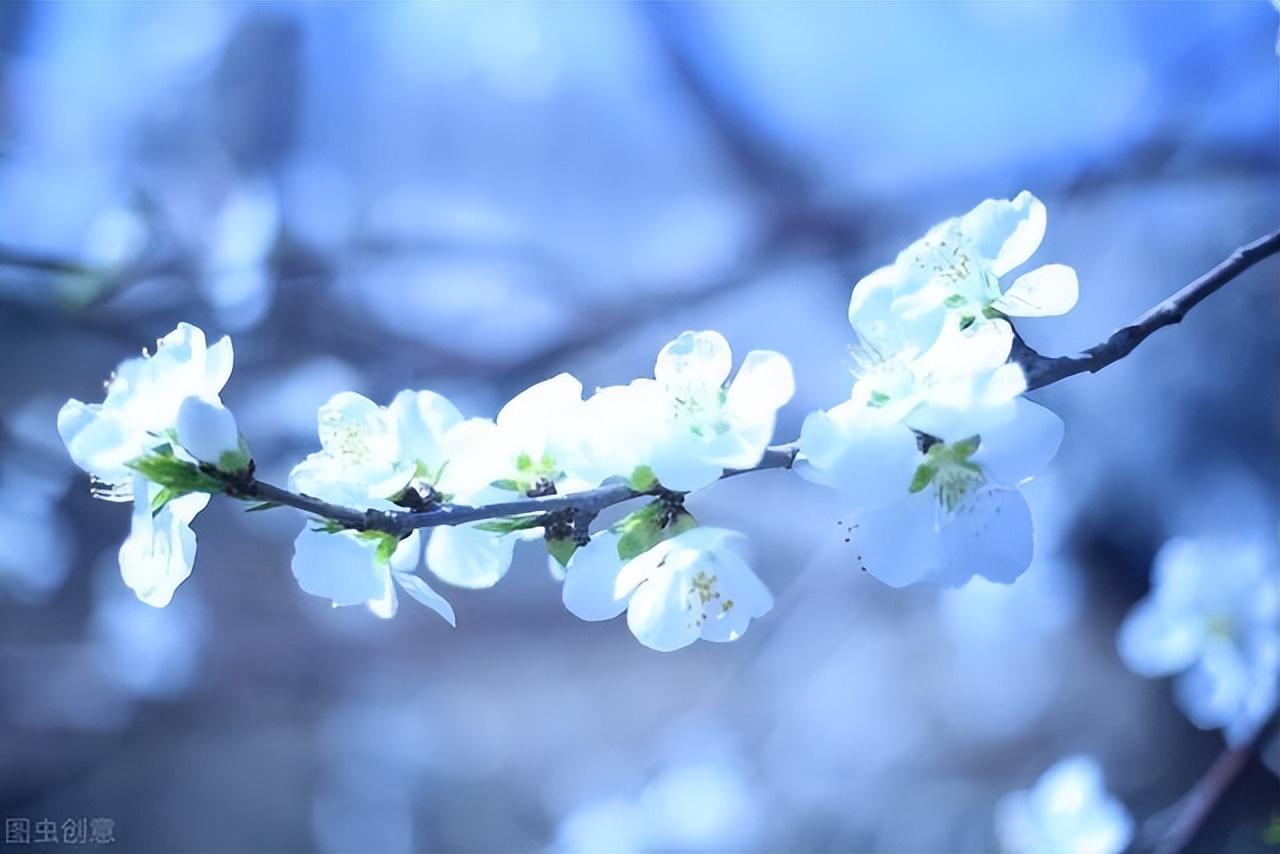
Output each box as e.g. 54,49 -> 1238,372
1148,708 -> 1279,854
243,446 -> 800,537
1017,229 -> 1280,390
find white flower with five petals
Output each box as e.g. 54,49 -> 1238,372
561,332 -> 794,493
559,527 -> 772,652
288,388 -> 485,613
798,391 -> 1063,588
849,191 -> 1078,359
1118,535 -> 1279,744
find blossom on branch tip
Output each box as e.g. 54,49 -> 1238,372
57,322 -> 236,606
849,190 -> 1077,357
1118,535 -> 1279,744
994,755 -> 1133,854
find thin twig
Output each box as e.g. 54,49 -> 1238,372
1017,229 -> 1280,390
243,446 -> 800,537
1148,707 -> 1279,854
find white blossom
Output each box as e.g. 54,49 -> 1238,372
57,323 -> 236,606
118,475 -> 210,608
994,755 -> 1133,854
849,191 -> 1077,360
615,527 -> 771,652
425,374 -> 586,589
291,527 -> 454,624
1118,535 -> 1279,744
57,322 -> 234,497
291,387 -> 507,592
561,331 -> 794,492
798,395 -> 1062,587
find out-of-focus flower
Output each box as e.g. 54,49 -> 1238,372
554,760 -> 760,853
994,755 -> 1133,854
1118,535 -> 1279,744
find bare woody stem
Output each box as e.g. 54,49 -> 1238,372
238,228 -> 1279,537
241,446 -> 800,537
1015,229 -> 1280,390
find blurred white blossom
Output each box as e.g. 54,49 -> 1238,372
995,755 -> 1133,854
1118,535 -> 1280,744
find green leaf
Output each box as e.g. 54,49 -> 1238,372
515,452 -> 535,473
374,535 -> 398,565
614,501 -> 698,561
982,305 -> 1006,320
150,486 -> 180,515
546,536 -> 578,568
128,448 -> 225,495
310,519 -> 346,534
243,500 -> 282,512
908,462 -> 936,493
492,479 -> 522,492
474,514 -> 544,534
944,294 -> 967,309
628,465 -> 658,491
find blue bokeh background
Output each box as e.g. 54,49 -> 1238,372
1,3 -> 1277,852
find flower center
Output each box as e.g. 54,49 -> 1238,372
683,568 -> 734,629
909,436 -> 985,512
670,385 -> 730,438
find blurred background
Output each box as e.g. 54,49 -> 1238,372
1,2 -> 1277,852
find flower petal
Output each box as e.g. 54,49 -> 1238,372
290,527 -> 387,607
697,547 -> 773,644
726,350 -> 795,416
57,399 -> 141,488
389,389 -> 463,469
939,486 -> 1034,586
973,399 -> 1064,486
562,533 -> 629,622
958,190 -> 1047,277
994,263 -> 1079,317
392,571 -> 457,626
655,330 -> 732,389
119,477 -> 202,607
625,562 -> 701,652
851,490 -> 943,588
425,524 -> 518,589
795,401 -> 919,508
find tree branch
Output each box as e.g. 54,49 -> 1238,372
1147,707 -> 1279,854
241,446 -> 800,537
234,228 -> 1278,537
1016,229 -> 1280,390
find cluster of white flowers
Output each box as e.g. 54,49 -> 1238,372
57,192 -> 1084,651
797,191 -> 1072,587
1118,534 -> 1279,744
